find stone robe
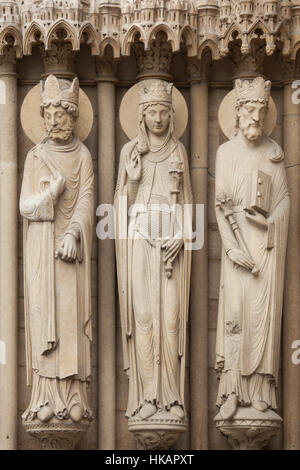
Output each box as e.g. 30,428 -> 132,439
115,136 -> 192,418
215,135 -> 290,408
20,136 -> 94,419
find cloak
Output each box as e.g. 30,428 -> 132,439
20,136 -> 94,385
114,136 -> 192,416
215,136 -> 290,385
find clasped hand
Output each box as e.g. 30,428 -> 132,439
227,248 -> 255,271
245,207 -> 268,230
162,236 -> 183,264
56,233 -> 77,263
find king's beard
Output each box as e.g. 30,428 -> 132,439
46,124 -> 74,143
239,121 -> 263,142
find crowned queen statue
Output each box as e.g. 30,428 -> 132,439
20,75 -> 94,448
115,79 -> 193,449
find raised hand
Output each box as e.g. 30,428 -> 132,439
126,152 -> 142,182
50,173 -> 66,202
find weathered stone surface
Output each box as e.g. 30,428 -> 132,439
0,0 -> 299,452
214,77 -> 289,449
19,75 -> 95,449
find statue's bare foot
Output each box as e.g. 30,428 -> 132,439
139,403 -> 157,419
252,400 -> 268,412
37,405 -> 54,423
219,393 -> 238,421
170,405 -> 185,419
70,404 -> 83,422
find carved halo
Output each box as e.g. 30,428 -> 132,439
20,83 -> 93,144
119,80 -> 188,140
218,88 -> 277,140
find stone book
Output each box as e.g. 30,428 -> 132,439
247,169 -> 272,217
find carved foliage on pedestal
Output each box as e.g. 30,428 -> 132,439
134,431 -> 182,451
215,408 -> 282,450
24,419 -> 91,451
129,413 -> 188,451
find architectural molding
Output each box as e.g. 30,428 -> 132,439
0,2 -> 296,62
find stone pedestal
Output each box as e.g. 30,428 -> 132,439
129,412 -> 188,450
214,407 -> 282,450
23,418 -> 91,450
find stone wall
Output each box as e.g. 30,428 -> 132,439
10,46 -> 290,450
1,0 -> 300,451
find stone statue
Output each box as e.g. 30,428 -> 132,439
214,77 -> 290,427
115,79 -> 192,448
20,75 -> 94,439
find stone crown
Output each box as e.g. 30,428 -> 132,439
139,80 -> 173,105
235,77 -> 271,103
40,75 -> 79,107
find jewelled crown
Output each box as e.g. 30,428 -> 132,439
139,80 -> 173,105
235,77 -> 271,103
40,75 -> 79,107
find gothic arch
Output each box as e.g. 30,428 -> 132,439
45,19 -> 79,51
180,25 -> 197,57
0,26 -> 23,58
146,23 -> 179,51
23,21 -> 46,55
79,22 -> 99,56
100,37 -> 120,58
121,24 -> 146,56
198,39 -> 219,61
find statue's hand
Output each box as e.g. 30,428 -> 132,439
50,173 -> 66,202
126,153 -> 141,182
58,234 -> 77,263
227,248 -> 255,271
245,208 -> 268,230
162,236 -> 184,263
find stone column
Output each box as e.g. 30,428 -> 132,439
187,57 -> 209,450
282,64 -> 300,450
96,51 -> 117,450
0,48 -> 18,450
